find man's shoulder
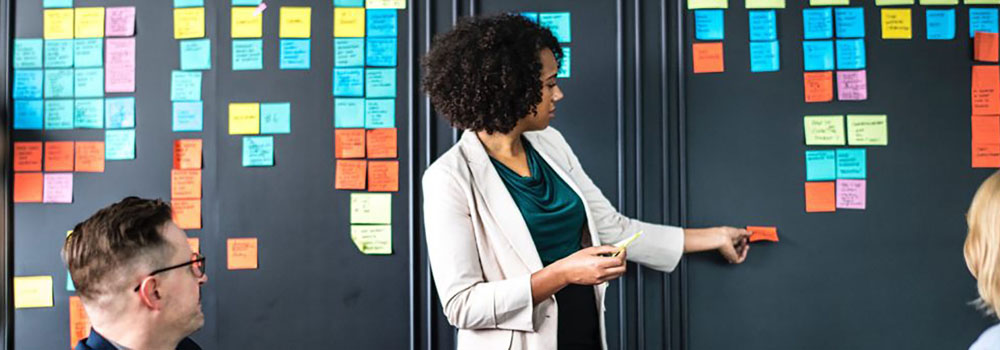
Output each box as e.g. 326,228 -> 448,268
971,323 -> 1000,350
178,337 -> 202,350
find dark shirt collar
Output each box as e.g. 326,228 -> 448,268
76,329 -> 202,350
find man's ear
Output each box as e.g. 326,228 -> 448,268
137,277 -> 161,311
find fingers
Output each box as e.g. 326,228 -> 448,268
597,266 -> 627,283
720,245 -> 740,264
586,245 -> 620,256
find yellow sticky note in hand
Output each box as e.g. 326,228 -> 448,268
233,7 -> 264,38
334,7 -> 365,37
613,230 -> 643,257
174,7 -> 205,39
44,9 -> 75,39
280,7 -> 312,38
229,103 -> 261,135
881,8 -> 912,39
14,276 -> 53,309
75,7 -> 105,38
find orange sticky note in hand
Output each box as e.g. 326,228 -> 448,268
805,181 -> 836,213
171,169 -> 202,199
69,296 -> 91,349
14,172 -> 43,203
335,129 -> 366,159
75,142 -> 105,173
367,128 -> 397,159
804,71 -> 834,103
45,141 -> 74,172
172,199 -> 201,229
368,160 -> 399,192
973,65 -> 1000,115
973,143 -> 1000,168
335,159 -> 367,190
692,42 -> 724,74
173,139 -> 203,170
14,142 -> 42,172
976,32 -> 999,63
227,238 -> 258,270
746,226 -> 779,243
187,237 -> 200,254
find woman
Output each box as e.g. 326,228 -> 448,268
965,172 -> 1000,349
421,14 -> 751,349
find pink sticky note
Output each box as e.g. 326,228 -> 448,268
105,7 -> 136,37
105,38 -> 135,93
836,179 -> 865,209
42,173 -> 73,204
253,3 -> 268,16
837,70 -> 867,101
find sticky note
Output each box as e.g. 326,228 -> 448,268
44,99 -> 74,129
973,116 -> 1000,144
689,0 -> 728,9
335,0 -> 365,6
227,238 -> 258,270
279,39 -> 311,70
261,102 -> 291,134
366,0 -> 406,9
187,238 -> 200,255
875,0 -> 913,4
171,169 -> 202,199
805,150 -> 836,181
14,100 -> 43,130
232,39 -> 263,70
43,173 -> 73,203
368,161 -> 399,192
44,0 -> 73,8
180,39 -> 212,71
802,40 -> 834,71
104,38 -> 135,93
836,179 -> 866,209
367,128 -> 397,158
336,159 -> 367,189
105,97 -> 135,129
811,0 -> 848,4
351,225 -> 392,254
365,99 -> 395,128
837,70 -> 868,101
367,9 -> 397,37
746,0 -> 785,9
105,7 -> 136,37
13,70 -> 43,99
926,9 -> 956,40
173,101 -> 204,132
232,7 -> 263,38
803,8 -> 833,39
44,68 -> 73,98
74,7 -> 104,38
175,0 -> 204,7
366,68 -> 396,98
974,143 -> 1000,168
746,226 -> 779,242
229,103 -> 260,134
44,39 -> 74,67
748,10 -> 777,41
171,71 -> 202,101
75,142 -> 105,173
921,0 -> 958,4
105,129 -> 135,160
973,65 -> 1000,115
335,98 -> 366,127
74,98 -> 104,128
44,9 -> 75,40
14,276 -> 53,308
334,8 -> 365,37
749,41 -> 780,72
13,39 -> 42,69
836,148 -> 866,179
847,115 -> 888,146
335,38 -> 365,67
172,199 -> 201,229
692,42 -> 724,73
14,142 -> 43,172
242,136 -> 274,167
969,0 -> 1000,3
74,38 -> 102,67
557,47 -> 571,78
174,139 -> 203,170
351,193 -> 392,224
539,12 -> 571,43
334,67 -> 364,97
14,173 -> 44,203
69,296 -> 92,348
74,67 -> 103,97
366,37 -> 397,67
972,8 -> 1000,38
521,12 -> 539,23
280,7 -> 312,38
804,116 -> 845,145
881,8 -> 911,39
695,10 -> 724,41
805,181 -> 836,213
835,39 -> 865,70
834,7 -> 864,38
174,7 -> 205,39
803,71 -> 833,103
335,129 -> 366,158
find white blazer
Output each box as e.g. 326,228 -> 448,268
422,127 -> 685,350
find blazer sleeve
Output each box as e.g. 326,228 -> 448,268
421,166 -> 537,332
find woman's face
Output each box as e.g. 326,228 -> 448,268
519,49 -> 564,132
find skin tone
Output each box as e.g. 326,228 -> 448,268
478,49 -> 751,305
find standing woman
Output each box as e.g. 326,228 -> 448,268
965,172 -> 1000,349
421,14 -> 751,349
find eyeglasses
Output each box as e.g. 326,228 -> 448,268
133,253 -> 206,292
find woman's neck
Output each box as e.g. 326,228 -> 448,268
476,130 -> 525,159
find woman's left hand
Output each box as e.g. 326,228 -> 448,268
684,226 -> 751,264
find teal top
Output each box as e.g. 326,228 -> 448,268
489,138 -> 587,266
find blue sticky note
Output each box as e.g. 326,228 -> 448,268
174,0 -> 204,7
366,68 -> 396,98
12,69 -> 43,99
242,136 -> 274,167
261,102 -> 292,134
44,0 -> 73,8
558,47 -> 571,78
335,0 -> 364,6
44,68 -> 74,98
694,10 -> 724,41
366,37 -> 397,67
335,38 -> 365,67
105,129 -> 136,160
365,99 -> 395,128
367,9 -> 398,37
970,8 -> 999,38
836,148 -> 865,179
74,98 -> 104,129
232,0 -> 261,5
75,68 -> 103,98
105,97 -> 136,129
180,39 -> 212,71
172,101 -> 204,132
749,41 -> 780,73
539,12 -> 571,43
280,39 -> 311,70
171,71 -> 202,101
834,7 -> 864,38
74,39 -> 103,68
835,39 -> 865,70
13,39 -> 43,69
232,39 -> 263,71
521,12 -> 539,23
926,9 -> 956,40
802,40 -> 834,71
803,8 -> 833,40
44,99 -> 74,130
748,10 -> 777,42
13,100 -> 44,130
44,39 -> 74,68
805,150 -> 836,181
334,68 -> 364,97
67,272 -> 75,292
335,98 -> 366,128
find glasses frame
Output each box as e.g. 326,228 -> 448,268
133,253 -> 206,292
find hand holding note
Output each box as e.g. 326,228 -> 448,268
552,246 -> 627,285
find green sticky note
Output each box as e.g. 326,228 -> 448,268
14,39 -> 43,69
804,115 -> 845,145
232,39 -> 263,71
74,68 -> 104,98
105,129 -> 136,160
920,0 -> 958,4
746,0 -> 785,8
260,103 -> 291,134
558,47 -> 571,78
74,98 -> 104,129
351,193 -> 392,224
44,68 -> 74,98
847,115 -> 887,146
44,39 -> 74,68
180,38 -> 212,70
171,71 -> 202,101
811,0 -> 849,5
74,39 -> 103,68
44,99 -> 74,129
242,136 -> 274,167
335,98 -> 365,128
875,0 -> 914,4
351,225 -> 392,255
689,0 -> 728,9
967,0 -> 1000,4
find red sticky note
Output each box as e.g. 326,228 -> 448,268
366,128 -> 397,159
976,32 -> 999,63
973,143 -> 1000,168
692,42 -> 724,74
75,142 -> 105,173
171,169 -> 202,200
803,71 -> 833,103
187,237 -> 200,254
746,226 -> 779,243
173,139 -> 203,170
227,238 -> 258,270
69,296 -> 91,349
172,199 -> 201,230
335,159 -> 367,190
805,181 -> 836,213
335,129 -> 366,159
13,142 -> 42,172
44,141 -> 74,172
973,65 -> 1000,115
368,160 -> 399,192
973,116 -> 1000,144
14,172 -> 43,203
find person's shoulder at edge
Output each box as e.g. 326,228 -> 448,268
972,323 -> 1000,350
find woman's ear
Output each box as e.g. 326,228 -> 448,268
137,277 -> 161,311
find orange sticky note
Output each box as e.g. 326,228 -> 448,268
974,143 -> 1000,168
805,181 -> 836,213
368,160 -> 399,192
172,199 -> 201,230
335,129 -> 366,158
692,42 -> 724,74
973,116 -> 1000,144
75,142 -> 105,173
227,238 -> 258,270
173,139 -> 203,170
804,71 -> 833,103
14,173 -> 43,203
45,141 -> 74,172
336,159 -> 367,190
171,169 -> 202,200
69,296 -> 91,349
746,226 -> 779,243
976,32 -> 999,63
973,65 -> 1000,115
187,237 -> 200,254
13,142 -> 42,172
367,128 -> 398,159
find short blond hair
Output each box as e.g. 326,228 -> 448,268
965,171 -> 1000,316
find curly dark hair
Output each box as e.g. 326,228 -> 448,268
421,14 -> 563,134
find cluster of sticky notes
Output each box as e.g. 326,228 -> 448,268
802,115 -> 887,212
973,64 -> 1000,168
749,10 -> 780,72
801,7 -> 867,102
746,226 -> 779,242
13,140 -> 110,204
351,193 -> 392,254
692,7 -> 725,74
335,129 -> 399,192
173,139 -> 203,230
279,7 -> 312,70
227,237 -> 259,270
534,12 -> 571,78
228,102 -> 291,167
171,71 -> 204,132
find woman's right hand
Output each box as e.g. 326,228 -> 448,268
551,245 -> 627,285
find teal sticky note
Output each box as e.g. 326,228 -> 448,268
805,150 -> 836,181
233,0 -> 261,5
521,12 -> 539,23
835,39 -> 865,70
802,7 -> 833,40
334,68 -> 364,97
749,10 -> 777,41
174,0 -> 204,7
802,40 -> 833,71
44,68 -> 74,98
335,38 -> 365,67
366,37 -> 397,67
105,129 -> 136,160
834,7 -> 864,38
242,136 -> 274,167
74,98 -> 104,129
232,39 -> 263,71
75,68 -> 103,98
539,12 -> 571,43
67,272 -> 75,292
44,0 -> 73,8
927,9 -> 955,40
749,41 -> 779,72
261,102 -> 291,134
334,0 -> 364,6
694,10 -> 724,41
335,98 -> 365,128
105,97 -> 135,129
180,38 -> 212,71
558,47 -> 571,78
280,39 -> 311,70
367,9 -> 398,37
171,71 -> 202,101
836,148 -> 865,179
44,99 -> 74,130
14,100 -> 44,130
44,39 -> 74,68
970,8 -> 998,38
172,101 -> 204,132
13,69 -> 43,99
365,99 -> 395,128
366,68 -> 396,98
13,39 -> 43,69
74,39 -> 103,68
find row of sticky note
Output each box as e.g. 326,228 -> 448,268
804,7 -> 865,40
334,37 -> 399,67
334,8 -> 399,38
172,139 -> 203,229
803,39 -> 865,71
803,70 -> 867,102
13,172 -> 73,203
805,179 -> 866,211
227,102 -> 292,135
805,148 -> 867,180
333,68 -> 397,98
43,7 -> 135,39
689,0 -> 1000,9
13,141 -> 104,173
804,115 -> 888,145
14,38 -> 103,69
12,39 -> 135,97
13,97 -> 134,130
336,159 -> 400,192
335,128 -> 397,159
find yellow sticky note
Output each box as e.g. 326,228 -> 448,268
881,8 -> 911,39
746,0 -> 785,8
847,115 -> 888,146
351,225 -> 392,255
14,276 -> 53,309
688,0 -> 729,8
351,193 -> 391,224
232,7 -> 263,38
366,0 -> 407,8
229,103 -> 261,135
280,7 -> 312,38
967,0 -> 1000,4
334,8 -> 366,37
921,0 -> 958,4
174,7 -> 205,39
74,7 -> 104,38
810,0 -> 849,5
875,0 -> 914,4
803,115 -> 846,146
67,230 -> 73,237
44,9 -> 75,40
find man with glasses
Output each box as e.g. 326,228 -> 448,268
63,197 -> 207,350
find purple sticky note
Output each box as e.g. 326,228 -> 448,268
836,179 -> 865,209
105,7 -> 136,37
837,70 -> 867,101
105,38 -> 135,93
43,173 -> 73,204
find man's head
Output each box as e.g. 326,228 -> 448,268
63,197 -> 207,339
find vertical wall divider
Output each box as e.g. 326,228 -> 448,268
408,1 -> 419,349
633,0 -> 645,349
422,0 -> 435,349
615,0 -> 628,349
673,0 -> 689,348
1,0 -> 11,348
